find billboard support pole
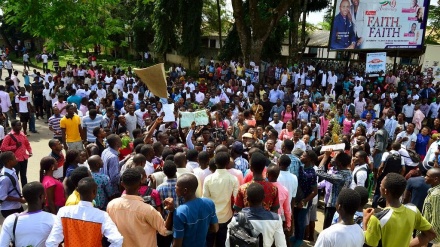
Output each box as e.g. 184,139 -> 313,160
345,51 -> 351,72
393,50 -> 399,74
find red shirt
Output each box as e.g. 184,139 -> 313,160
0,131 -> 32,161
234,180 -> 280,212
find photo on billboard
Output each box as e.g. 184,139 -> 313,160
328,0 -> 430,50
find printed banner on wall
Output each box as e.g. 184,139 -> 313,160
329,0 -> 429,50
366,52 -> 387,74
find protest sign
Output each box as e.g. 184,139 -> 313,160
180,110 -> 209,128
134,63 -> 168,98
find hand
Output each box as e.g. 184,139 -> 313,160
19,197 -> 26,204
324,149 -> 333,157
29,153 -> 33,157
435,151 -> 440,157
356,38 -> 363,46
191,121 -> 196,130
346,43 -> 355,49
63,143 -> 69,150
363,208 -> 375,228
15,142 -> 22,148
402,137 -> 409,142
163,198 -> 175,212
156,116 -> 163,124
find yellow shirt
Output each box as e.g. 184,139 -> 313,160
65,190 -> 80,206
107,194 -> 170,247
202,169 -> 239,223
60,115 -> 82,142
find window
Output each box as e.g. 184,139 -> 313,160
209,39 -> 216,48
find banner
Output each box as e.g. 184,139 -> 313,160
329,0 -> 429,50
366,52 -> 387,74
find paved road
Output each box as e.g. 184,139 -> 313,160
2,62 -> 325,246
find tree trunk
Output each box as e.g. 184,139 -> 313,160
249,40 -> 264,65
216,0 -> 223,49
0,29 -> 13,49
290,1 -> 302,62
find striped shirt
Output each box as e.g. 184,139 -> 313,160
422,184 -> 440,243
82,115 -> 103,142
156,178 -> 179,219
101,148 -> 120,193
316,169 -> 352,207
48,114 -> 64,138
234,157 -> 249,175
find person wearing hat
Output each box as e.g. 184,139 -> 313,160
231,141 -> 248,175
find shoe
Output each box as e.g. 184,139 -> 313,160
31,131 -> 38,133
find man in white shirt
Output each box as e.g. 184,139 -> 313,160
315,188 -> 364,247
396,123 -> 417,150
277,155 -> 298,218
41,53 -> 48,72
0,85 -> 13,127
351,151 -> 369,189
402,98 -> 415,123
194,86 -> 205,103
46,177 -> 123,247
353,81 -> 363,99
269,113 -> 284,134
327,71 -> 338,90
0,182 -> 56,247
124,105 -> 137,139
269,85 -> 280,104
4,58 -> 13,78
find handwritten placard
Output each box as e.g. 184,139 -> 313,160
320,143 -> 346,153
180,110 -> 209,128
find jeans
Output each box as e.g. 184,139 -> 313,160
4,110 -> 12,127
323,207 -> 337,229
291,207 -> 309,247
206,218 -> 230,247
372,178 -> 383,208
29,112 -> 36,132
16,160 -> 28,187
1,206 -> 24,218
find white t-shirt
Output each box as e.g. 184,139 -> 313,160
134,109 -> 147,128
124,113 -> 137,138
353,85 -> 363,98
269,121 -> 284,134
0,211 -> 56,247
315,223 -> 365,247
41,54 -> 48,63
350,164 -> 368,189
15,95 -> 30,113
396,131 -> 417,150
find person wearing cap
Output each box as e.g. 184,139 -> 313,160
231,141 -> 248,175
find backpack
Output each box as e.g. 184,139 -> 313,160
405,149 -> 421,163
354,167 -> 374,196
229,212 -> 262,247
0,172 -> 20,204
381,153 -> 403,179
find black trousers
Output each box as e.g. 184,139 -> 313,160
1,206 -> 24,218
323,206 -> 336,229
45,99 -> 52,120
157,233 -> 173,247
206,218 -> 231,247
15,160 -> 28,187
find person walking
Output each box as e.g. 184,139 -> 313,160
60,104 -> 83,151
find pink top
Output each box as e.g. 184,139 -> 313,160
272,182 -> 291,228
319,116 -> 330,137
342,118 -> 354,135
42,175 -> 66,207
281,111 -> 295,123
279,129 -> 294,141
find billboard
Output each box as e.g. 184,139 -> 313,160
329,0 -> 429,50
366,52 -> 387,74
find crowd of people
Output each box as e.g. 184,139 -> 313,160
0,57 -> 439,247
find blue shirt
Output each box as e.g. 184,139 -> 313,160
287,154 -> 302,177
157,178 -> 180,218
100,147 -> 120,193
173,197 -> 218,247
114,98 -> 126,111
67,95 -> 82,108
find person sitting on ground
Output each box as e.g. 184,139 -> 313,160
315,188 -> 364,247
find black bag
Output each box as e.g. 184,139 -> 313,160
229,212 -> 262,247
381,153 -> 403,177
405,149 -> 421,163
142,187 -> 156,207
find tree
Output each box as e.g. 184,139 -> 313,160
202,0 -> 231,47
179,0 -> 204,70
231,0 -> 294,65
152,0 -> 180,61
1,0 -> 124,51
426,5 -> 440,44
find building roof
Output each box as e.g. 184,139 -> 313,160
307,30 -> 330,47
